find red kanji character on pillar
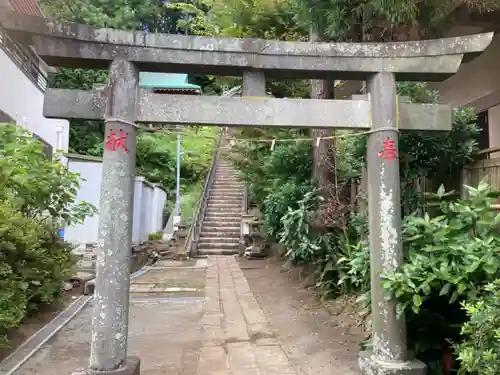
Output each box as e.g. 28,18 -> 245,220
378,137 -> 397,163
105,128 -> 129,153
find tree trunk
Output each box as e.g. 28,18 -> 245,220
309,27 -> 335,201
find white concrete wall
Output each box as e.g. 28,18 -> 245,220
0,49 -> 69,151
65,157 -> 167,248
64,157 -> 103,245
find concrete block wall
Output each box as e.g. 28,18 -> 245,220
64,155 -> 167,249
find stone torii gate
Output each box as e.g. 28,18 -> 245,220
0,8 -> 493,375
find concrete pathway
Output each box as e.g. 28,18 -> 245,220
200,256 -> 298,375
13,259 -> 207,375
11,256 -> 301,375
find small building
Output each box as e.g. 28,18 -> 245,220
140,72 -> 202,95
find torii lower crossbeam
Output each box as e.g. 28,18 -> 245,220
43,89 -> 452,131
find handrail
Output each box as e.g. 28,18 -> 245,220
184,127 -> 225,255
0,26 -> 47,92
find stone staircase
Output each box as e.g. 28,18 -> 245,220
197,158 -> 243,255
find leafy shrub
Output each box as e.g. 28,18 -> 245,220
262,180 -> 313,239
0,124 -> 96,226
456,280 -> 500,375
279,191 -> 320,264
0,124 -> 95,346
315,212 -> 370,298
148,232 -> 164,241
383,181 -> 500,317
380,181 -> 500,367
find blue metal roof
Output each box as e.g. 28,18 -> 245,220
139,72 -> 202,92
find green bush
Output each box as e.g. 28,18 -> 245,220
262,180 -> 313,239
457,280 -> 500,375
279,191 -> 320,264
148,232 -> 164,241
0,123 -> 95,346
380,181 -> 500,369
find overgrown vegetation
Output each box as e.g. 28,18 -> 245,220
0,124 -> 95,346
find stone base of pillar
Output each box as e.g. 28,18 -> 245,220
72,357 -> 140,375
359,351 -> 426,375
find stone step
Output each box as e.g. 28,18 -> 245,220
206,201 -> 242,206
198,249 -> 239,256
206,204 -> 241,208
206,205 -> 242,215
209,189 -> 243,194
202,225 -> 240,232
213,180 -> 239,184
208,202 -> 241,207
204,213 -> 241,218
200,231 -> 239,238
197,241 -> 239,249
211,184 -> 242,188
206,200 -> 241,205
208,196 -> 242,202
204,220 -> 240,226
210,191 -> 243,195
203,224 -> 240,229
206,206 -> 241,210
204,212 -> 241,218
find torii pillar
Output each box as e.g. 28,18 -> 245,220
90,59 -> 141,375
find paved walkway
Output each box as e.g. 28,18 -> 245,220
200,256 -> 297,375
12,256 -> 301,375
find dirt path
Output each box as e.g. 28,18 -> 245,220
239,257 -> 364,375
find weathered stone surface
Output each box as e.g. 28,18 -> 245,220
199,256 -> 299,375
358,351 -> 426,375
90,59 -> 139,371
0,9 -> 493,79
44,89 -> 452,131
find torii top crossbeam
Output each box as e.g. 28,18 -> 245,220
0,8 -> 493,81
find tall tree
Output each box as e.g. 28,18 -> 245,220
293,0 -> 500,42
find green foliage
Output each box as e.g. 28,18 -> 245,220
279,191 -> 321,264
40,0 -> 180,31
262,180 -> 312,239
375,181 -> 500,365
0,124 -> 96,226
165,0 -> 217,36
315,215 -> 370,298
457,280 -> 500,375
292,0 -> 500,41
0,124 -> 95,347
180,182 -> 203,223
148,232 -> 164,240
231,131 -> 312,207
397,83 -> 480,185
136,127 -> 217,205
346,82 -> 480,213
383,181 -> 500,317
